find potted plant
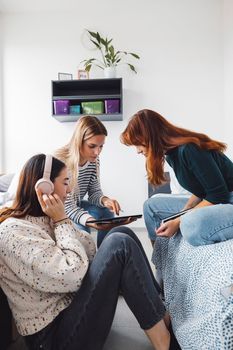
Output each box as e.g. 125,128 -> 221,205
80,30 -> 140,78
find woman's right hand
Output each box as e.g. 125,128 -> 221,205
36,188 -> 67,222
156,218 -> 180,238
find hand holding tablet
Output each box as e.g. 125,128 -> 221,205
88,214 -> 142,225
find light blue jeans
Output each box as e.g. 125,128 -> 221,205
143,193 -> 233,246
75,200 -> 114,247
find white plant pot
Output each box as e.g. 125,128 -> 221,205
104,66 -> 116,78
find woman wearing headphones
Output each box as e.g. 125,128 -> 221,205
55,116 -> 134,247
0,154 -> 173,350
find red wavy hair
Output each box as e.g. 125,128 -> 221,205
120,109 -> 226,185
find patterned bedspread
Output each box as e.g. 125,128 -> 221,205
152,233 -> 233,350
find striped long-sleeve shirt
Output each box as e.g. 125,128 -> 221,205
65,158 -> 105,226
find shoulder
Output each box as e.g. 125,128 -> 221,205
176,143 -> 203,159
0,217 -> 42,234
1,217 -> 22,229
0,218 -> 27,244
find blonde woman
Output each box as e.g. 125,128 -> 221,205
55,116 -> 131,247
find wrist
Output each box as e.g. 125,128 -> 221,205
174,217 -> 180,226
54,217 -> 68,224
101,196 -> 108,206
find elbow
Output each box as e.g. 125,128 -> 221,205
35,262 -> 89,293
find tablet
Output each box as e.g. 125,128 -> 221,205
88,214 -> 142,224
162,208 -> 192,223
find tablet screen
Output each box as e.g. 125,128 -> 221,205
88,214 -> 142,224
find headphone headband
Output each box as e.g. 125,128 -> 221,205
34,154 -> 54,195
43,154 -> 53,179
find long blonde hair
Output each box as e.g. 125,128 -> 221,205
55,116 -> 107,186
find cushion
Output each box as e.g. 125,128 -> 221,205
0,174 -> 14,192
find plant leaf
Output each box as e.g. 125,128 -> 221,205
129,52 -> 140,59
96,32 -> 101,44
109,45 -> 115,56
90,39 -> 101,49
87,30 -> 98,39
127,63 -> 137,73
81,58 -> 96,64
85,65 -> 92,72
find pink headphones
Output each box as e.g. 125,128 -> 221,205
35,154 -> 54,195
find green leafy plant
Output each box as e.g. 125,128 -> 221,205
80,30 -> 140,73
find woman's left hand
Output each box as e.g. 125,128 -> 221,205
156,218 -> 180,238
101,197 -> 121,215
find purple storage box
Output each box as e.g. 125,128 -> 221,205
104,99 -> 120,114
53,100 -> 70,115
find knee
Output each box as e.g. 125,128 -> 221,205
104,232 -> 135,250
143,195 -> 161,216
143,198 -> 150,216
143,195 -> 166,229
109,226 -> 134,236
180,211 -> 206,246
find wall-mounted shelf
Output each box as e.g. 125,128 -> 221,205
52,78 -> 123,122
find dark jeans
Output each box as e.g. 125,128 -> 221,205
25,227 -> 165,350
0,288 -> 12,350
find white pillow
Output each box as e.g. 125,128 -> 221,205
7,171 -> 21,200
0,173 -> 14,192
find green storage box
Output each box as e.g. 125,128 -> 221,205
81,101 -> 104,114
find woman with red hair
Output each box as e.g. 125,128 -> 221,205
121,109 -> 233,246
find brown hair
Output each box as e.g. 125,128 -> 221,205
0,154 -> 66,223
120,109 -> 226,185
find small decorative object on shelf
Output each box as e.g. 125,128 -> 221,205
58,72 -> 73,80
77,69 -> 89,80
51,78 -> 123,122
80,30 -> 140,77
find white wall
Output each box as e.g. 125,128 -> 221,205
0,13 -> 4,172
1,0 -> 224,226
224,0 -> 233,157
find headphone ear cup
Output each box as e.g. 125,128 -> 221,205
35,178 -> 54,195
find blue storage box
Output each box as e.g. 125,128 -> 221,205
70,105 -> 81,114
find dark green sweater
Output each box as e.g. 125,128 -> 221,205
166,143 -> 233,204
